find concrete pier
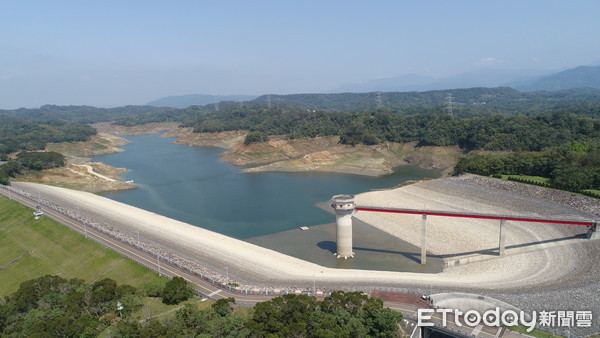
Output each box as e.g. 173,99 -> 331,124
499,219 -> 506,256
421,214 -> 427,264
588,223 -> 599,240
332,195 -> 356,259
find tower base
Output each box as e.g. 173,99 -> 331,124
334,252 -> 355,259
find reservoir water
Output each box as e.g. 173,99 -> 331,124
94,133 -> 444,272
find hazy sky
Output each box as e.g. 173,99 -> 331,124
1,1 -> 599,108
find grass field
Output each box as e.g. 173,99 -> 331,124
0,195 -> 167,297
500,174 -> 550,184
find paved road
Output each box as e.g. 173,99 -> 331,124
0,185 -> 509,337
0,186 -> 268,306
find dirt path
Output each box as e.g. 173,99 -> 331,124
72,164 -> 116,182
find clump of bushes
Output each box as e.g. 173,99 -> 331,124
243,131 -> 269,145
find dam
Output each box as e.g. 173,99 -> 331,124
4,173 -> 600,336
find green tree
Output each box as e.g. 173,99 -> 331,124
248,291 -> 403,337
212,297 -> 236,317
161,277 -> 195,305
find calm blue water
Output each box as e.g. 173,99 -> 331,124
94,133 -> 442,239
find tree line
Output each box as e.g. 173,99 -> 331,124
0,105 -> 177,124
0,151 -> 66,185
0,275 -> 403,337
189,109 -> 599,153
455,140 -> 600,192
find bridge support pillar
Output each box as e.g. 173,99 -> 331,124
499,219 -> 506,256
588,222 -> 599,240
421,214 -> 427,264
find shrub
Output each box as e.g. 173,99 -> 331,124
244,131 -> 269,146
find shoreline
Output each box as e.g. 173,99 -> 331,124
8,123 -> 459,192
93,123 -> 459,178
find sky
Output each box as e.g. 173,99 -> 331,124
1,1 -> 599,108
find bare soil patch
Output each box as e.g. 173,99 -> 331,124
14,163 -> 136,193
92,122 -> 178,135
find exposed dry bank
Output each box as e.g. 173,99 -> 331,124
165,129 -> 461,177
13,133 -> 135,193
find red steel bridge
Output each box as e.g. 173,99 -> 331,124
354,206 -> 597,264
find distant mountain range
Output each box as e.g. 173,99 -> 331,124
332,65 -> 600,93
147,94 -> 258,108
514,66 -> 600,91
146,65 -> 600,108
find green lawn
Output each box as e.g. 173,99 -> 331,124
583,189 -> 600,194
500,174 -> 550,184
507,324 -> 564,338
0,195 -> 167,297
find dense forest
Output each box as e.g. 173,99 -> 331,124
107,88 -> 600,153
111,87 -> 600,128
0,116 -> 96,156
455,140 -> 600,192
189,110 -> 600,152
0,275 -> 403,337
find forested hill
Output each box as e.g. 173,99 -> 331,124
3,88 -> 600,126
147,94 -> 258,108
111,87 -> 600,130
108,87 -> 600,153
252,87 -> 600,115
0,105 -> 177,124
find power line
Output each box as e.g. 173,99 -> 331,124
376,91 -> 383,110
446,93 -> 453,117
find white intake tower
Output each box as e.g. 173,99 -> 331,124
331,194 -> 356,259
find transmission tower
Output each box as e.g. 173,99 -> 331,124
267,95 -> 272,109
446,93 -> 453,117
376,91 -> 383,110
214,101 -> 219,112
